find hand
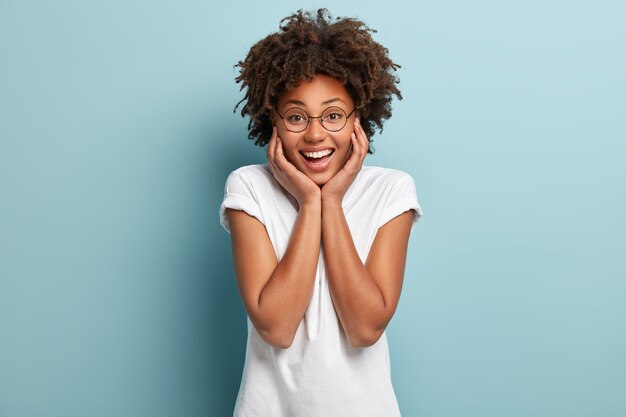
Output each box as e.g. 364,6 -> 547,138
267,126 -> 321,209
321,117 -> 368,205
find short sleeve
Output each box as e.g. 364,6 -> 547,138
378,173 -> 424,229
219,170 -> 264,233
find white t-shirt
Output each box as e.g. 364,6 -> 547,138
219,164 -> 423,417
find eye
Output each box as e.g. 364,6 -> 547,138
283,108 -> 308,125
326,112 -> 344,121
287,114 -> 304,123
322,107 -> 347,124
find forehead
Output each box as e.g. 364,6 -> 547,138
278,74 -> 353,108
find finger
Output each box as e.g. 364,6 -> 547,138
269,130 -> 284,177
354,118 -> 365,144
275,137 -> 295,174
273,133 -> 286,172
344,132 -> 359,170
267,126 -> 277,161
354,119 -> 368,162
359,131 -> 368,162
273,136 -> 288,171
347,130 -> 365,173
277,136 -> 285,157
355,132 -> 365,166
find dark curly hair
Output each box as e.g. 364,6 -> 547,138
234,8 -> 402,154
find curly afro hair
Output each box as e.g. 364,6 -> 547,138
234,8 -> 402,154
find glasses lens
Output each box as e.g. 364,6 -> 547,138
321,107 -> 348,132
283,108 -> 308,132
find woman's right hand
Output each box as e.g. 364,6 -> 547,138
267,126 -> 321,209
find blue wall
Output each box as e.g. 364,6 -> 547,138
1,1 -> 625,416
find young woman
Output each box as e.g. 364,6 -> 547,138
220,9 -> 423,417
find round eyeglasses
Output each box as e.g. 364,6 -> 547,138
276,106 -> 356,133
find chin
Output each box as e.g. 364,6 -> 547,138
308,173 -> 331,187
291,160 -> 336,187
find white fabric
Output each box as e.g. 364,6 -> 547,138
219,164 -> 423,417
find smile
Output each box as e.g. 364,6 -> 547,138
301,149 -> 333,159
299,149 -> 335,172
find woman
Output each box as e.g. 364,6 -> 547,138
220,9 -> 424,416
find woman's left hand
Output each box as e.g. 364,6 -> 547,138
321,117 -> 368,205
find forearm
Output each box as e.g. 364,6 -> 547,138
256,202 -> 321,347
321,200 -> 387,348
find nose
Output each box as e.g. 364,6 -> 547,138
304,118 -> 326,143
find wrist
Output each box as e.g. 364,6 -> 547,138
298,191 -> 322,212
321,194 -> 343,210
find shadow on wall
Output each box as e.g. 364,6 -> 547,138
204,120 -> 266,414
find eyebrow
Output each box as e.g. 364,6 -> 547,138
322,97 -> 346,105
283,97 -> 347,107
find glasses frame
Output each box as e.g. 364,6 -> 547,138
275,106 -> 357,133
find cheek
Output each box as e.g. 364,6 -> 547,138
336,132 -> 353,151
277,135 -> 300,160
275,125 -> 296,142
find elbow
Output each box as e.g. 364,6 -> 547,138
346,326 -> 384,349
258,325 -> 296,349
269,334 -> 295,350
248,309 -> 298,349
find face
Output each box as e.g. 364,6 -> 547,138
273,74 -> 357,186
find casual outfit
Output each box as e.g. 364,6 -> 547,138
219,163 -> 423,417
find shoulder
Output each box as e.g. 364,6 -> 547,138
224,164 -> 274,191
358,165 -> 415,189
220,164 -> 275,232
227,164 -> 272,183
357,166 -> 423,228
361,165 -> 414,179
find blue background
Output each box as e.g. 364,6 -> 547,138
1,1 -> 625,416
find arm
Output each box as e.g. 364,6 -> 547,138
227,127 -> 322,349
227,202 -> 320,349
320,118 -> 414,348
321,206 -> 414,348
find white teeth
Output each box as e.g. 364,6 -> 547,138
302,149 -> 333,159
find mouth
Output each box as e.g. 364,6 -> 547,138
299,149 -> 335,172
